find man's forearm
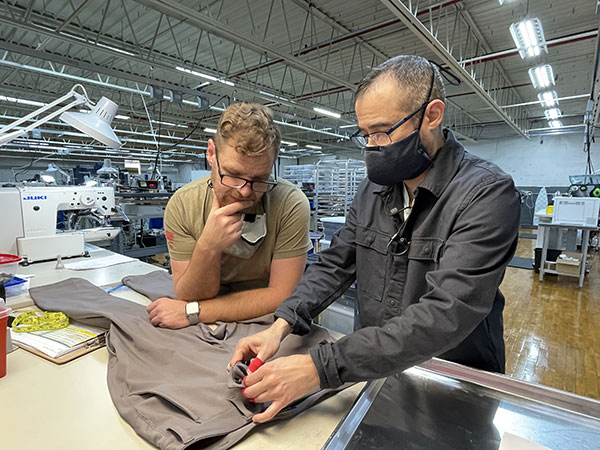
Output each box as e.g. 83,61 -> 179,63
199,287 -> 289,323
174,239 -> 221,300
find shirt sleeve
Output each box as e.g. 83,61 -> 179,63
164,192 -> 197,261
274,195 -> 358,332
308,176 -> 520,389
272,188 -> 313,259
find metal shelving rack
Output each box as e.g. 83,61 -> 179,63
282,164 -> 315,186
313,159 -> 366,231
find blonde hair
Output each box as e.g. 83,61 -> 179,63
215,103 -> 280,158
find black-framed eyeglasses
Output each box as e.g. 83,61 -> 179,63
386,205 -> 412,256
214,146 -> 278,193
350,102 -> 428,149
387,231 -> 411,256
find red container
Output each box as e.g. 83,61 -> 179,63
0,305 -> 11,378
0,254 -> 21,282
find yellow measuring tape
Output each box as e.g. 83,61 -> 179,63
11,311 -> 70,333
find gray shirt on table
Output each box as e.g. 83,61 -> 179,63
275,130 -> 520,389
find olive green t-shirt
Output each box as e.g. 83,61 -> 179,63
164,175 -> 312,293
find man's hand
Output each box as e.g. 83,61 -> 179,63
199,191 -> 252,253
242,354 -> 320,423
147,297 -> 192,329
227,318 -> 292,370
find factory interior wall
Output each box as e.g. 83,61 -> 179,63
465,132 -> 599,187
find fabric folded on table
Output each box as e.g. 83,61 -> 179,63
30,277 -> 346,450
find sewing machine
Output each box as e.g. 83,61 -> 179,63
1,185 -> 121,263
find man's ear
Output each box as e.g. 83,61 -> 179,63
206,139 -> 216,168
424,99 -> 445,130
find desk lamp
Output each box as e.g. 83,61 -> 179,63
0,84 -> 122,148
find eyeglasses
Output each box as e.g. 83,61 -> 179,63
215,146 -> 278,193
387,232 -> 411,256
386,206 -> 412,256
350,102 -> 427,148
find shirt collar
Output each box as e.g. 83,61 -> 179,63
416,129 -> 464,199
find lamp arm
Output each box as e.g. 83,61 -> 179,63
0,88 -> 89,146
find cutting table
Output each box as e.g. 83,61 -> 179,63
2,247 -> 600,449
0,246 -> 363,449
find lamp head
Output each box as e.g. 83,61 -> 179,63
60,97 -> 122,148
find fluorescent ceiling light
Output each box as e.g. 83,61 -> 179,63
306,144 -> 322,149
281,140 -> 297,146
152,119 -> 188,128
509,18 -> 547,59
528,64 -> 554,89
203,127 -> 217,133
537,91 -> 559,107
544,108 -> 562,120
548,120 -> 563,128
313,107 -> 341,119
115,115 -> 130,120
96,42 -> 135,56
0,95 -> 45,107
175,66 -> 235,87
259,90 -> 289,102
339,124 -> 356,129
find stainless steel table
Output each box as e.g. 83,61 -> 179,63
325,359 -> 600,450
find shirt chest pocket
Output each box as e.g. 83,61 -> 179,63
407,237 -> 445,263
355,225 -> 389,302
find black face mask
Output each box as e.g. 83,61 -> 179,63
361,61 -> 444,186
365,129 -> 433,185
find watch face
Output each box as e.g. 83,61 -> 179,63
186,302 -> 199,315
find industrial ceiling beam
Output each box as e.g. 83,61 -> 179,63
133,0 -> 357,91
380,0 -> 528,138
0,10 -> 351,123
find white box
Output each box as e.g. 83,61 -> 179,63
552,197 -> 600,227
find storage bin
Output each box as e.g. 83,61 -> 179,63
556,252 -> 581,277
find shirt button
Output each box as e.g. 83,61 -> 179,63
390,300 -> 396,306
424,247 -> 431,253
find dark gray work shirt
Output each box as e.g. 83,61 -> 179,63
275,130 -> 520,389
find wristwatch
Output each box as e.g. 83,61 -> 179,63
185,301 -> 200,325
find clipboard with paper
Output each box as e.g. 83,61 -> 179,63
10,312 -> 107,364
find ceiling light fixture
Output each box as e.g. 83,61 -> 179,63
510,18 -> 547,59
548,120 -> 563,128
544,108 -> 562,120
259,90 -> 290,102
306,144 -> 322,149
281,140 -> 297,146
175,66 -> 235,87
528,64 -> 554,89
0,95 -> 45,107
203,127 -> 217,134
537,91 -> 559,107
313,107 -> 341,119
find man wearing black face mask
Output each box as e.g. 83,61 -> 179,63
227,55 -> 520,424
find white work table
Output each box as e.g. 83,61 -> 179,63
1,248 -> 363,450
